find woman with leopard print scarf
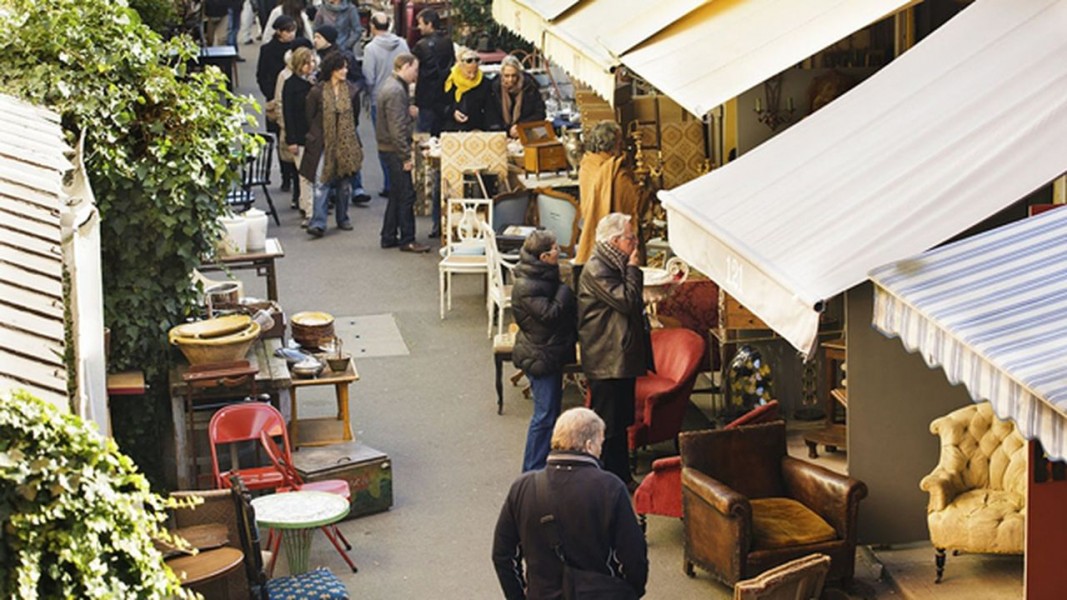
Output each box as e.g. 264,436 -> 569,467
301,52 -> 364,237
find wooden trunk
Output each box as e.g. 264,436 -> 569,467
292,442 -> 393,520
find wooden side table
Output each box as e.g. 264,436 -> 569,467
199,238 -> 285,301
165,546 -> 244,587
289,360 -> 359,447
821,339 -> 847,424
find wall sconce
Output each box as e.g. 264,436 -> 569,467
753,74 -> 795,131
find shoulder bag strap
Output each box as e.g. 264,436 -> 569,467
533,468 -> 569,565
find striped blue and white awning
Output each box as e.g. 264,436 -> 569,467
870,206 -> 1067,460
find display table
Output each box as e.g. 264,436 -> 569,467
169,337 -> 292,488
252,490 -> 350,575
290,359 -> 358,447
199,238 -> 285,301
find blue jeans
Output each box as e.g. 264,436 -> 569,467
309,178 -> 352,231
226,7 -> 239,47
350,170 -> 365,197
523,372 -> 563,472
380,151 -> 416,245
370,105 -> 391,193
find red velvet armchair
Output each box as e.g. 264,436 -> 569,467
629,328 -> 706,464
633,401 -> 781,530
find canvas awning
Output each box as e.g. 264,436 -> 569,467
491,0 -> 580,45
660,0 -> 1067,358
494,0 -> 912,114
618,0 -> 913,117
870,206 -> 1067,461
491,0 -> 548,44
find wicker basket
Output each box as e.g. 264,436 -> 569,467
169,320 -> 261,365
290,311 -> 335,350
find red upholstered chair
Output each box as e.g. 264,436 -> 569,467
633,401 -> 780,530
629,328 -> 706,464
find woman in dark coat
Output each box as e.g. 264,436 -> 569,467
443,47 -> 491,131
511,230 -> 578,471
486,55 -> 546,138
282,46 -> 317,226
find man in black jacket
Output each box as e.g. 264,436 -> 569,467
412,8 -> 454,137
511,230 -> 577,472
492,407 -> 648,599
577,213 -> 652,487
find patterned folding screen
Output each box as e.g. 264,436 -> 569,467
439,132 -> 510,200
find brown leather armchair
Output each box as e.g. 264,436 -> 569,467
680,421 -> 867,586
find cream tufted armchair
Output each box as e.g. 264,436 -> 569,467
920,402 -> 1026,583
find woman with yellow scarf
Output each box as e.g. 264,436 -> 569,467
443,48 -> 491,131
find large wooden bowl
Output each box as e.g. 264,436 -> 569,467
290,311 -> 335,350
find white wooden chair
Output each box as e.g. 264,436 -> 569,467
438,198 -> 493,319
482,224 -> 515,338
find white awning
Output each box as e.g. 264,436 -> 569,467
870,207 -> 1067,461
497,0 -> 709,103
619,0 -> 913,117
541,27 -> 618,102
492,0 -> 548,44
660,0 -> 1067,358
522,0 -> 580,20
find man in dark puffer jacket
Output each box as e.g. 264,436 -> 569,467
511,230 -> 577,472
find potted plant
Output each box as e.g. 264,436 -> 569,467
0,390 -> 195,599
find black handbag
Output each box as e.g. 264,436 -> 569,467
533,471 -> 638,600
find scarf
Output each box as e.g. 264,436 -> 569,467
596,240 -> 630,274
321,80 -> 362,183
444,64 -> 483,102
500,82 -> 524,129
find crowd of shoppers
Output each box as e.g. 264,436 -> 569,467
245,4 -> 650,593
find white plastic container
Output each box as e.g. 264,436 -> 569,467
244,208 -> 269,251
218,214 -> 249,255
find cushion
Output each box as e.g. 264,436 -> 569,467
927,489 -> 1025,554
266,567 -> 349,599
750,498 -> 837,550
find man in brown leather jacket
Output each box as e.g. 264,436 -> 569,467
577,213 -> 653,486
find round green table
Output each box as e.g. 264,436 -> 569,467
252,490 -> 350,574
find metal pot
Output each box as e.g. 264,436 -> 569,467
291,358 -> 324,378
206,281 -> 241,309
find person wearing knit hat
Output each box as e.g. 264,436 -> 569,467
314,24 -> 339,47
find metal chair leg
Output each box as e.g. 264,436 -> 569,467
321,525 -> 358,573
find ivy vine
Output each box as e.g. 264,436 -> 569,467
0,391 -> 195,599
0,0 -> 259,486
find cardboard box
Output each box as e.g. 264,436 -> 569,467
292,442 -> 392,520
